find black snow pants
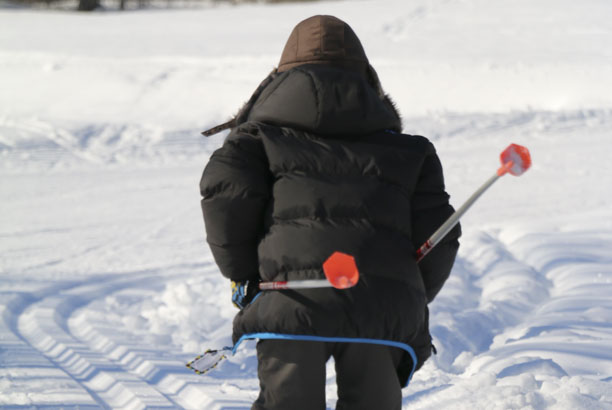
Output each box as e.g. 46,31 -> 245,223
252,339 -> 403,410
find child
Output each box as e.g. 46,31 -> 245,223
200,15 -> 460,409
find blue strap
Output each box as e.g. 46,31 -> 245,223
232,332 -> 418,386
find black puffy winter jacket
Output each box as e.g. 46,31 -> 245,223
200,64 -> 460,386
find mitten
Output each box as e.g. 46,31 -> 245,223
230,279 -> 260,309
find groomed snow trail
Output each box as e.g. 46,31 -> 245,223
2,110 -> 612,408
408,230 -> 612,409
2,269 -> 258,409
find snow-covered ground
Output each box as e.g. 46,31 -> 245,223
1,0 -> 612,408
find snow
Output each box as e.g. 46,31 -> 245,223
1,0 -> 612,408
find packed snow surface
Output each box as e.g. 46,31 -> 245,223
1,0 -> 612,408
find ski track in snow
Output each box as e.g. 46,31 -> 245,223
409,230 -> 612,409
1,269 -> 257,409
3,225 -> 611,408
2,108 -> 612,408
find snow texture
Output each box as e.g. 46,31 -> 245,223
1,0 -> 612,408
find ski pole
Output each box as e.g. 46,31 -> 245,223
257,143 -> 531,289
259,251 -> 359,290
416,143 -> 531,262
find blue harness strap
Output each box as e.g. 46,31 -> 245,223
232,332 -> 418,387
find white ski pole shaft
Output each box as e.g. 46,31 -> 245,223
259,279 -> 331,290
416,171 -> 502,262
416,143 -> 531,262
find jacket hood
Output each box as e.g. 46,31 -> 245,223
202,15 -> 402,137
277,15 -> 369,74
